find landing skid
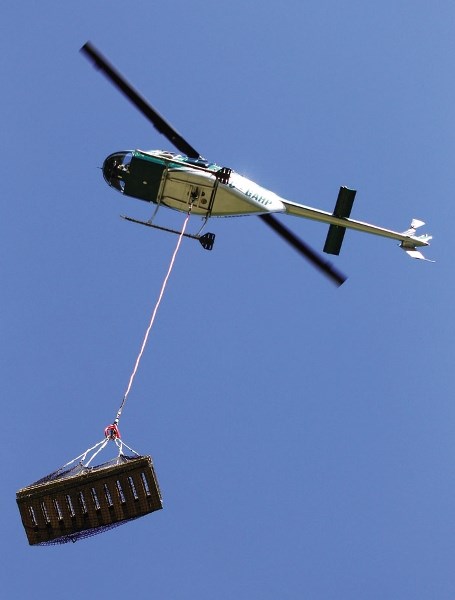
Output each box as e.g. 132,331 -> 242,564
121,215 -> 216,250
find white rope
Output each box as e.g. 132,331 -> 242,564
53,211 -> 192,476
59,439 -> 106,470
55,435 -> 140,475
114,437 -> 140,457
84,438 -> 109,467
114,209 -> 192,425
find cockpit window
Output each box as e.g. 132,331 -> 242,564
103,151 -> 133,192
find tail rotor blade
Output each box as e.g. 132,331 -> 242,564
259,214 -> 347,286
80,42 -> 201,159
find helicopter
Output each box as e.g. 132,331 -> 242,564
81,42 -> 433,286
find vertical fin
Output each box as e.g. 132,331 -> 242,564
323,187 -> 357,255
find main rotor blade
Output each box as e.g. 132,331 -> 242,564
259,214 -> 347,286
80,42 -> 201,159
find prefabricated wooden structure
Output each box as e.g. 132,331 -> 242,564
16,455 -> 162,545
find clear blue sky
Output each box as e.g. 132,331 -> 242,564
2,1 -> 454,598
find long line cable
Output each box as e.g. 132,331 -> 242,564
112,208 -> 192,428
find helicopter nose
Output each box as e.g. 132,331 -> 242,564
102,151 -> 130,191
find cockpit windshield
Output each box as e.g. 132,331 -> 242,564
102,151 -> 133,192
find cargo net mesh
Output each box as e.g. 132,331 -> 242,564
17,437 -> 162,546
33,452 -> 137,486
36,455 -> 144,545
48,520 -> 131,545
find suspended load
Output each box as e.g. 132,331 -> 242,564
16,435 -> 162,545
16,195 -> 190,545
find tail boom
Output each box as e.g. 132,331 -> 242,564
281,190 -> 432,259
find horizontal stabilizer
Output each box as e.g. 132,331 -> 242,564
402,248 -> 435,262
323,187 -> 357,255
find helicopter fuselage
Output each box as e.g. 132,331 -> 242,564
103,148 -> 432,258
81,41 -> 432,275
103,148 -> 285,218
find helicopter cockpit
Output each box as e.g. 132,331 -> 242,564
102,150 -> 174,203
102,149 -> 226,204
102,151 -> 133,191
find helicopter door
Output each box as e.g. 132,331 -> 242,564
123,154 -> 167,202
160,169 -> 216,216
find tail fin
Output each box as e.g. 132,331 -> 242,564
401,218 -> 426,237
323,187 -> 357,255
